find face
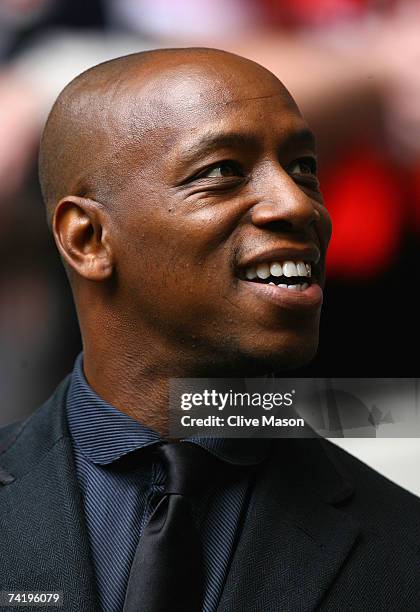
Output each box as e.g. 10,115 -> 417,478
107,57 -> 332,374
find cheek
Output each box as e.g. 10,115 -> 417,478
114,217 -> 226,329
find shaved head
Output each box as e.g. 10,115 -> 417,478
38,45 -> 331,405
39,47 -> 293,225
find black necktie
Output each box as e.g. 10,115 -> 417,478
123,441 -> 220,612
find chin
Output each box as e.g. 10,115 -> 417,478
240,318 -> 320,369
205,329 -> 319,377
252,334 -> 319,373
271,339 -> 318,371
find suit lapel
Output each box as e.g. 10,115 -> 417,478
0,380 -> 99,611
217,438 -> 360,612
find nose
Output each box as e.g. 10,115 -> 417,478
251,171 -> 320,233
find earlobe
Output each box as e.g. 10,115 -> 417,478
52,196 -> 114,281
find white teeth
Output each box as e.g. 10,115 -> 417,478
244,259 -> 314,282
246,266 -> 257,280
296,261 -> 308,277
274,283 -> 308,291
256,263 -> 270,279
269,262 -> 283,277
269,281 -> 275,285
283,261 -> 298,277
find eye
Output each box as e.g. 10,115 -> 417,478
198,161 -> 242,179
289,157 -> 317,177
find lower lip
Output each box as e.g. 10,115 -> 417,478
239,280 -> 323,312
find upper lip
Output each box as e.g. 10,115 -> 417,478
238,245 -> 321,270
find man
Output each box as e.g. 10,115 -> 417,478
0,48 -> 419,612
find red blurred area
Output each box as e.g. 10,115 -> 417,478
323,146 -> 407,279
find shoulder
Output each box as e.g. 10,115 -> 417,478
324,439 -> 420,502
266,437 -> 420,592
322,439 -> 420,520
315,442 -> 420,608
0,376 -> 72,481
0,421 -> 23,446
268,437 -> 420,523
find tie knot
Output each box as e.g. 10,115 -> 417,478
157,441 -> 220,497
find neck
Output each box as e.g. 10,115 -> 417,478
80,307 -> 281,436
83,345 -> 181,438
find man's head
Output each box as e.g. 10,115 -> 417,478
39,48 -> 332,376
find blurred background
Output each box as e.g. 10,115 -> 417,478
1,0 -> 419,493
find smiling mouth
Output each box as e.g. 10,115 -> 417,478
238,259 -> 315,292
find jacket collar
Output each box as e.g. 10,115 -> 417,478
217,438 -> 359,612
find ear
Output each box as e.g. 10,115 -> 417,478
52,196 -> 114,281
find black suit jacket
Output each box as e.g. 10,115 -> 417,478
1,377 -> 420,611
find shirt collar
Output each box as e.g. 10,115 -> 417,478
67,352 -> 271,467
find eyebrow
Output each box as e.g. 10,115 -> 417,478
177,127 -> 317,166
178,132 -> 258,166
290,127 -> 316,149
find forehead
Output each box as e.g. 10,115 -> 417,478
132,59 -> 297,120
122,61 -> 306,160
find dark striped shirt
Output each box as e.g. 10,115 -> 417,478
66,353 -> 269,612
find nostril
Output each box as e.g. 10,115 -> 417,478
251,195 -> 320,230
258,220 -> 294,233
